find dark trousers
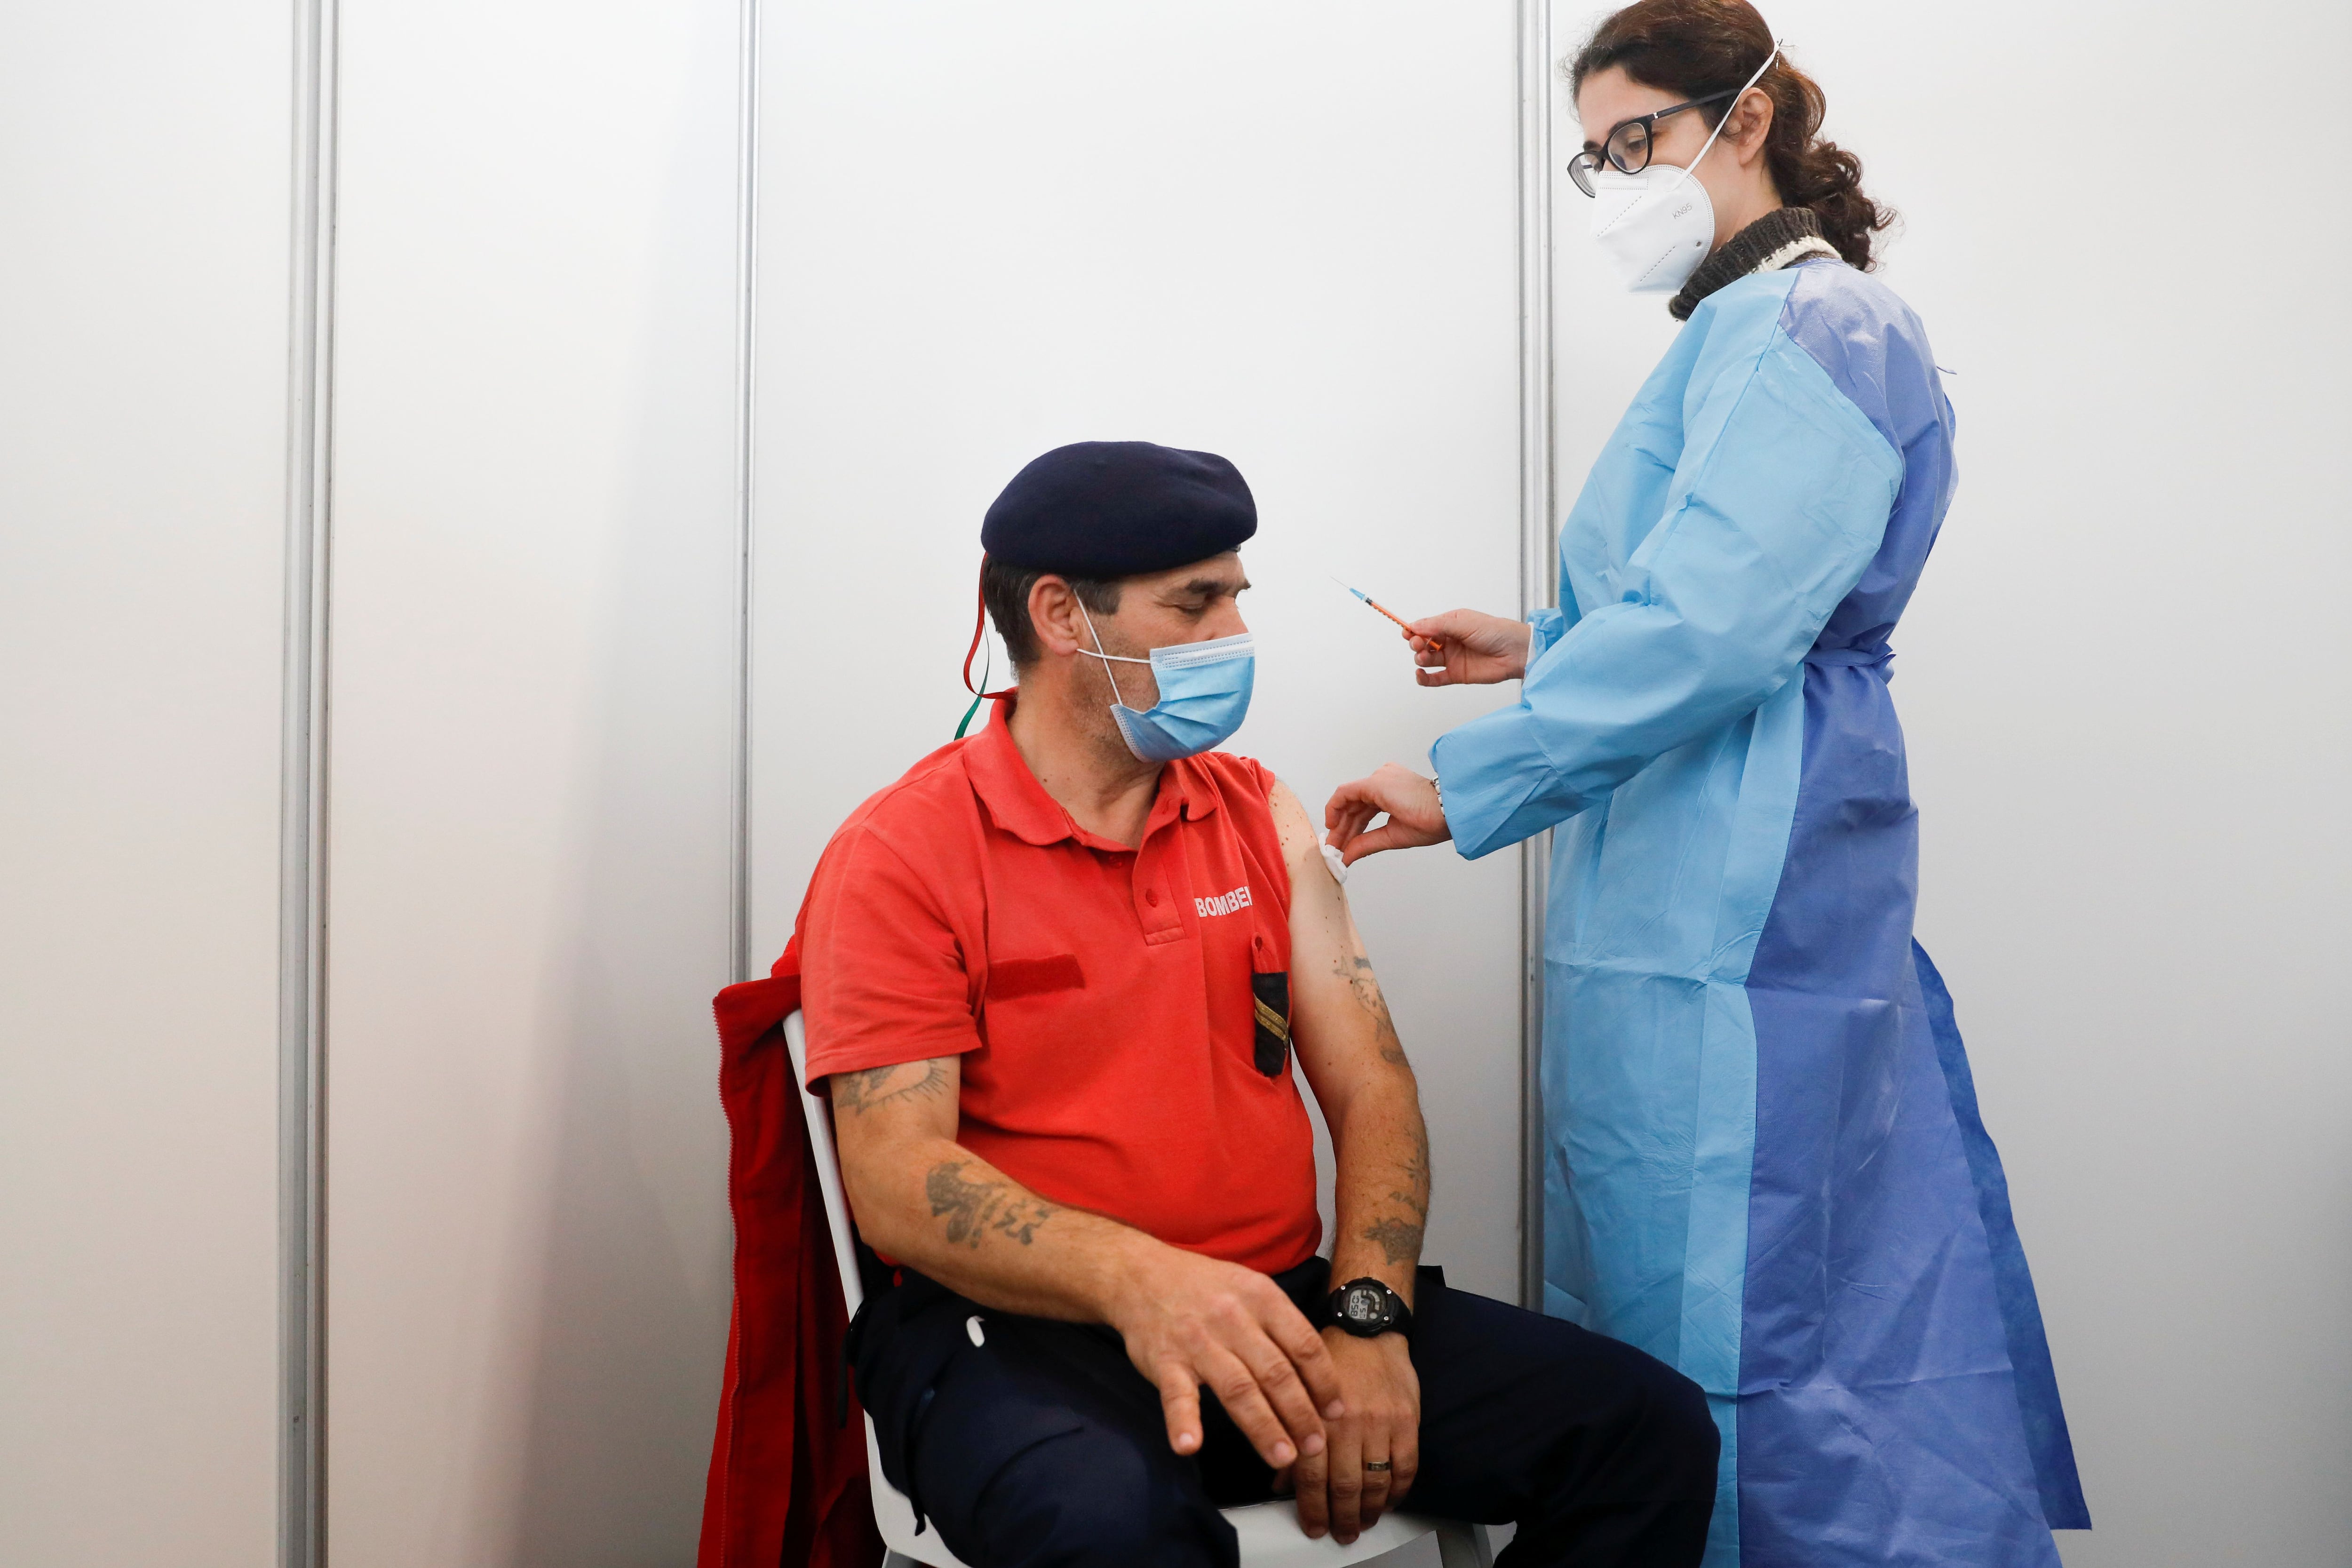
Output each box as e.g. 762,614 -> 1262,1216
847,1255 -> 1718,1568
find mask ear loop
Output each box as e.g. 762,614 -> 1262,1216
1662,39 -> 1781,196
1075,599 -> 1150,713
957,561 -> 1017,740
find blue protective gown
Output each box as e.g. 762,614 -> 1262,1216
1432,257 -> 2089,1566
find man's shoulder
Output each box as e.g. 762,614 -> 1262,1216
1180,747 -> 1278,809
817,737 -> 985,880
1179,750 -> 1298,877
839,736 -> 979,828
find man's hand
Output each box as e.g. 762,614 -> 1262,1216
1401,608 -> 1531,687
1323,764 -> 1450,867
1282,1330 -> 1421,1544
1107,1246 -> 1348,1472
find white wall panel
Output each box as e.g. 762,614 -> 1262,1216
752,2 -> 1534,1297
1550,1 -> 2352,1560
18,0 -> 2326,1558
324,2 -> 744,1560
0,6 -> 291,1563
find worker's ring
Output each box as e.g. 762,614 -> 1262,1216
1362,1459 -> 1392,1472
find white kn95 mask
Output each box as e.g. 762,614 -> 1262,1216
1588,41 -> 1781,294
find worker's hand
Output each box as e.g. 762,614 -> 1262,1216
1108,1246 -> 1347,1473
1323,764 -> 1450,867
1401,609 -> 1531,686
1282,1330 -> 1421,1544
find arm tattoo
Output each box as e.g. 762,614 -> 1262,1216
1363,1122 -> 1432,1265
1360,1217 -> 1425,1266
1321,929 -> 1431,1269
1332,952 -> 1409,1065
925,1160 -> 1056,1248
831,1058 -> 952,1115
1390,1127 -> 1431,1221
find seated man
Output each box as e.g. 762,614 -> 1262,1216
800,441 -> 1717,1568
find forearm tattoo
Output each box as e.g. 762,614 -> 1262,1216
1361,1123 -> 1432,1266
831,1058 -> 952,1114
1331,952 -> 1409,1066
1360,1217 -> 1424,1266
926,1160 -> 1055,1249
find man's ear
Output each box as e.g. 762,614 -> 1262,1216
1026,574 -> 1085,661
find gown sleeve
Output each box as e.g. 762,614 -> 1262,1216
1524,604 -> 1573,665
1434,324 -> 1907,861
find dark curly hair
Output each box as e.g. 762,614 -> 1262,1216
1567,0 -> 1893,270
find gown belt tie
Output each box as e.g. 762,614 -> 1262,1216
1804,643 -> 1894,669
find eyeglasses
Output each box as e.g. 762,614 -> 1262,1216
1567,89 -> 1737,197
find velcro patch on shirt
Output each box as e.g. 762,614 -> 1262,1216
1251,971 -> 1290,1077
1196,884 -> 1253,918
986,954 -> 1085,1001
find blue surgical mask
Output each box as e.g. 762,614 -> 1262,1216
1077,604 -> 1255,763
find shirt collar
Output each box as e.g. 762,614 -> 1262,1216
964,695 -> 1219,851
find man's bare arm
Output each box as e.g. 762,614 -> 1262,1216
827,1052 -> 1345,1470
1269,779 -> 1433,1542
828,1054 -> 1128,1315
1269,783 -> 1431,1301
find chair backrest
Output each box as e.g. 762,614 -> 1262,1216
784,1011 -> 864,1319
785,1013 -> 981,1567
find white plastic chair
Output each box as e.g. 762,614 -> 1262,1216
784,1012 -> 1494,1568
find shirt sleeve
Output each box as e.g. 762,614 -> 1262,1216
1434,325 -> 1906,861
798,823 -> 984,1082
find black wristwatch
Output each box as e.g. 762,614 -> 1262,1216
1325,1277 -> 1414,1340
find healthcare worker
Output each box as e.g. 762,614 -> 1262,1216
1323,3 -> 2089,1564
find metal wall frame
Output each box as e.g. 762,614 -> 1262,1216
278,0 -> 338,1561
1515,0 -> 1558,1313
730,0 -> 762,990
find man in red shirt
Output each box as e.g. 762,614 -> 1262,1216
802,443 -> 1716,1566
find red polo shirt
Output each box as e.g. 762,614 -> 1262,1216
797,697 -> 1320,1275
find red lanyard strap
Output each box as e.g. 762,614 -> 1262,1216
963,569 -> 1017,700
957,565 -> 1014,737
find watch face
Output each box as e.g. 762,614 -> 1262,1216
1343,1285 -> 1386,1326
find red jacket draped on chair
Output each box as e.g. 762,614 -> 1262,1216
695,937 -> 883,1568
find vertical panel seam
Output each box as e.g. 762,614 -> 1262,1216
730,0 -> 762,986
1515,0 -> 1557,1313
279,0 -> 337,1560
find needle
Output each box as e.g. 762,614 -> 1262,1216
1330,575 -> 1443,650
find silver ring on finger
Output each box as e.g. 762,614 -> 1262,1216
1362,1458 -> 1392,1472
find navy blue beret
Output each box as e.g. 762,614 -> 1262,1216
981,441 -> 1256,578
